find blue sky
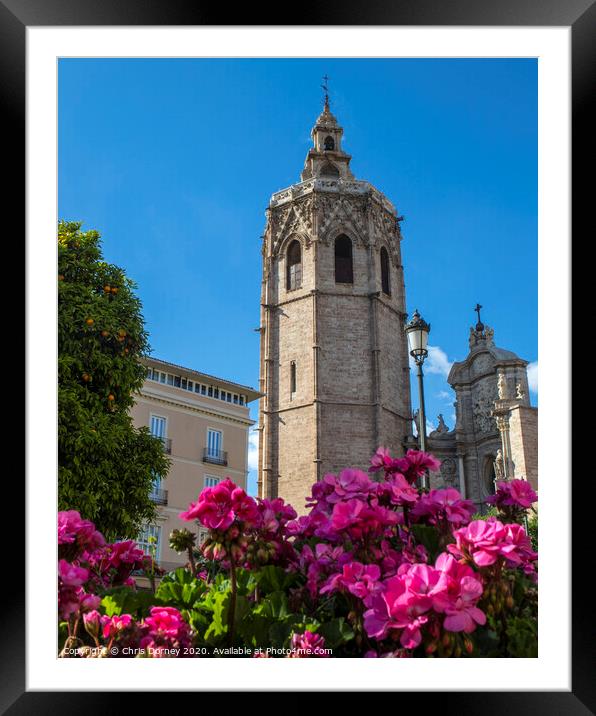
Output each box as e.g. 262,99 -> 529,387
58,58 -> 538,495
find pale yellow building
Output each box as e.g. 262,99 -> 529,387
130,356 -> 260,571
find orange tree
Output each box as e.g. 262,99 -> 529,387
58,221 -> 169,540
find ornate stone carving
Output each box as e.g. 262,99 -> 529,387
270,197 -> 314,256
471,352 -> 492,377
440,458 -> 457,486
472,380 -> 497,435
515,383 -> 525,400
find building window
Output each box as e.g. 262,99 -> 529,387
286,240 -> 302,291
205,475 -> 220,488
137,524 -> 161,561
324,135 -> 335,151
335,235 -> 353,284
380,246 -> 391,295
150,415 -> 166,440
207,429 -> 222,457
290,361 -> 297,395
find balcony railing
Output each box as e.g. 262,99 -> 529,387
154,436 -> 172,454
149,487 -> 168,505
202,448 -> 228,466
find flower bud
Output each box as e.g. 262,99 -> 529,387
83,610 -> 101,639
464,637 -> 474,654
213,543 -> 227,560
202,542 -> 214,560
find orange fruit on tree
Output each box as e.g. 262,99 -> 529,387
101,330 -> 109,337
103,285 -> 111,293
108,394 -> 115,401
111,287 -> 118,294
85,318 -> 94,326
82,373 -> 90,382
118,328 -> 127,337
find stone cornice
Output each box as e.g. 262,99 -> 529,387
269,177 -> 396,216
137,389 -> 255,428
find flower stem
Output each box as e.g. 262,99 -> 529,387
227,565 -> 237,646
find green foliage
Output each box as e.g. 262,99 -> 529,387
58,221 -> 170,540
527,512 -> 538,552
471,505 -> 500,521
154,568 -> 208,610
101,587 -> 157,620
411,524 -> 441,561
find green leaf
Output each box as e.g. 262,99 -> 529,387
411,524 -> 441,561
317,617 -> 355,649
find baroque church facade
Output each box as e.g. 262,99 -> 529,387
257,98 -> 537,512
423,316 -> 538,510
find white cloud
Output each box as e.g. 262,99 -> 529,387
247,427 -> 259,471
436,390 -> 451,401
425,345 -> 454,378
527,361 -> 538,394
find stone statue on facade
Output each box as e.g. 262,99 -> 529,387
497,372 -> 509,400
515,382 -> 525,400
436,413 -> 449,433
494,449 -> 505,480
412,408 -> 420,437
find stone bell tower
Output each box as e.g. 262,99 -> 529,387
257,95 -> 413,509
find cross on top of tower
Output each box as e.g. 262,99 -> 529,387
321,74 -> 330,109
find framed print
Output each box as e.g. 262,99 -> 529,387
11,0 -> 591,709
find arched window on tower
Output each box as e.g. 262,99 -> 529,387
324,135 -> 335,151
380,246 -> 391,295
335,235 -> 353,284
286,240 -> 302,291
320,162 -> 339,178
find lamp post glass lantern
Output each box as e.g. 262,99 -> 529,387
405,309 -> 431,489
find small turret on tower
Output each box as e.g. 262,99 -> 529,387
301,78 -> 354,181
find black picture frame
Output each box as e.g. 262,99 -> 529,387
10,0 -> 590,710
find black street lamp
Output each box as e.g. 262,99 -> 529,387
405,309 -> 431,489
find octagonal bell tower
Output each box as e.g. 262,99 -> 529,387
257,97 -> 413,510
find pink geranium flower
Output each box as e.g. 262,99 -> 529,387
58,559 -> 89,586
431,553 -> 486,633
145,606 -> 187,638
108,540 -> 145,568
323,468 -> 373,504
487,479 -> 537,510
363,563 -> 440,649
411,488 -> 475,527
288,631 -> 328,657
180,478 -> 259,531
448,519 -> 508,567
320,561 -> 381,599
101,614 -> 133,640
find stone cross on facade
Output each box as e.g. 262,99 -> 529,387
474,303 -> 483,325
